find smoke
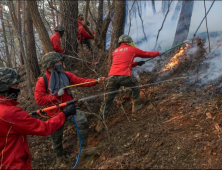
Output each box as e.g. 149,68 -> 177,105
190,34 -> 222,85
124,0 -> 222,85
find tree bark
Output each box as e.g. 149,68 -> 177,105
96,0 -> 103,36
108,0 -> 126,71
84,0 -> 90,25
99,3 -> 114,51
0,4 -> 12,67
171,0 -> 182,21
50,0 -> 56,30
27,1 -> 54,53
172,0 -> 194,46
54,0 -> 59,25
16,0 -> 25,65
62,1 -> 78,56
58,0 -> 63,25
22,1 -> 27,49
25,1 -> 41,80
8,1 -> 33,99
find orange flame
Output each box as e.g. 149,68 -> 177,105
163,43 -> 189,71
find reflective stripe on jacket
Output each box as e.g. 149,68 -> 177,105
0,96 -> 65,169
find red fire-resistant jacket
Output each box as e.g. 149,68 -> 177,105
0,96 -> 65,169
34,71 -> 96,117
50,32 -> 65,54
108,43 -> 160,77
77,19 -> 93,44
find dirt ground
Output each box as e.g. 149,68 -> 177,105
17,39 -> 222,169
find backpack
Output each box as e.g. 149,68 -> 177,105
43,73 -> 73,98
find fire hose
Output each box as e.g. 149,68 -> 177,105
31,79 -> 106,168
31,100 -> 80,169
144,39 -> 192,63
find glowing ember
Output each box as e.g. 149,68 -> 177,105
163,44 -> 189,71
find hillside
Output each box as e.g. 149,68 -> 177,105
17,39 -> 222,169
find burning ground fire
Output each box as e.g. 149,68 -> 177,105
163,43 -> 190,71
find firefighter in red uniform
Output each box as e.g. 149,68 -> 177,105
95,34 -> 164,132
34,52 -> 105,168
77,13 -> 94,52
0,67 -> 75,169
50,25 -> 71,71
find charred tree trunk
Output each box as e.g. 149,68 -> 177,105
8,1 -> 33,99
171,0 -> 182,21
96,0 -> 103,36
25,1 -> 41,80
27,1 -> 54,53
62,1 -> 78,56
172,0 -> 194,46
0,5 -> 12,68
108,0 -> 126,71
16,0 -> 24,65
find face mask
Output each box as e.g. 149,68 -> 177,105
59,31 -> 64,37
8,88 -> 20,101
54,63 -> 63,73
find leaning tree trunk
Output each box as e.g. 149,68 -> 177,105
0,4 -> 12,68
8,1 -> 33,99
62,1 -> 78,56
99,3 -> 114,51
27,1 -> 54,53
25,1 -> 41,80
17,0 -> 24,65
84,0 -> 90,25
108,0 -> 126,71
172,0 -> 194,46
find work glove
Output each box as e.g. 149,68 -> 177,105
57,89 -> 64,97
159,51 -> 165,56
137,61 -> 146,66
96,77 -> 106,84
63,104 -> 76,118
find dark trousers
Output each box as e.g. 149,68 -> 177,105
100,75 -> 140,120
50,109 -> 88,157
